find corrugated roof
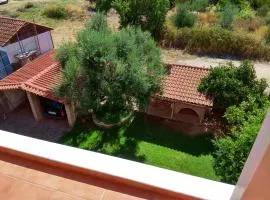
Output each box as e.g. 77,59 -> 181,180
0,50 -> 62,102
0,16 -> 52,47
158,64 -> 213,107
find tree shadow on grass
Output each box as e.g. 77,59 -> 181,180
59,120 -> 145,162
125,113 -> 215,156
99,126 -> 145,162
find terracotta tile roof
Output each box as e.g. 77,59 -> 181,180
0,16 -> 52,47
158,64 -> 213,107
0,50 -> 63,102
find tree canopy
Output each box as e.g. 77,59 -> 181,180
96,0 -> 170,39
198,61 -> 268,109
213,97 -> 269,183
56,13 -> 165,123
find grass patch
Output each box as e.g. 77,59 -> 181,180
59,114 -> 219,181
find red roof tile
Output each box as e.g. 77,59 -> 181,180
0,51 -> 62,102
158,64 -> 213,106
0,16 -> 52,47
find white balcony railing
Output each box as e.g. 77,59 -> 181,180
0,111 -> 270,199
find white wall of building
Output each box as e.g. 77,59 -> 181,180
4,31 -> 53,63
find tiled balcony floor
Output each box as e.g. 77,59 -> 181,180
0,152 -> 175,200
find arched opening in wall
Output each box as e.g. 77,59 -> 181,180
174,108 -> 200,124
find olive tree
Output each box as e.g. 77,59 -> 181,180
56,13 -> 165,123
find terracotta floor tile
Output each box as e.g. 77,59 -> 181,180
0,174 -> 17,199
0,153 -> 178,200
7,179 -> 52,200
54,176 -> 105,200
49,191 -> 84,200
1,161 -> 29,179
102,190 -> 147,200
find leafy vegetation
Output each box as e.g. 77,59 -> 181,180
96,0 -> 170,39
185,0 -> 209,12
198,61 -> 268,109
164,0 -> 270,60
174,5 -> 197,28
218,2 -> 239,29
56,13 -> 165,123
213,97 -> 269,183
197,61 -> 269,184
43,4 -> 68,19
60,114 -> 219,180
164,25 -> 270,60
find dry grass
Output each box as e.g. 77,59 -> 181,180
198,10 -> 218,27
52,20 -> 85,47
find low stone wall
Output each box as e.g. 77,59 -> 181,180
0,90 -> 26,114
92,112 -> 133,128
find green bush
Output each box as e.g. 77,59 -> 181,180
43,4 -> 68,19
56,42 -> 78,67
265,14 -> 270,25
79,130 -> 103,150
24,2 -> 35,9
186,0 -> 209,12
174,6 -> 196,28
237,1 -> 255,19
218,0 -> 270,9
257,5 -> 269,17
213,99 -> 269,184
266,27 -> 270,44
96,0 -> 170,39
219,3 -> 239,29
198,61 -> 268,109
164,25 -> 270,60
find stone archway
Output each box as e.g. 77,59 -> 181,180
173,108 -> 200,124
171,103 -> 207,124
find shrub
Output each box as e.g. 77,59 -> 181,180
186,0 -> 209,12
79,130 -> 103,150
257,5 -> 269,17
96,0 -> 169,39
266,27 -> 270,43
233,17 -> 262,32
198,61 -> 268,109
164,25 -> 270,60
219,0 -> 270,9
43,4 -> 68,19
213,99 -> 269,184
265,14 -> 270,25
174,6 -> 196,28
237,1 -> 255,19
219,2 -> 239,29
55,42 -> 78,67
24,2 -> 35,9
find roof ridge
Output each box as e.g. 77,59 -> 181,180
165,63 -> 210,71
0,16 -> 53,29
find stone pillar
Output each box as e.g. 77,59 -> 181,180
231,112 -> 270,200
26,92 -> 43,121
65,102 -> 76,127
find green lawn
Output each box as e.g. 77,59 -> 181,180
59,114 -> 219,181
